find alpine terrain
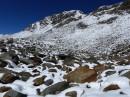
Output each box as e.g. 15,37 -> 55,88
1,1 -> 130,97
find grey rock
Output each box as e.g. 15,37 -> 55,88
0,59 -> 8,67
105,70 -> 116,77
0,53 -> 11,61
33,76 -> 46,86
18,72 -> 32,81
3,89 -> 27,97
12,55 -> 19,65
122,71 -> 130,79
40,81 -> 69,96
65,91 -> 77,97
48,69 -> 57,72
44,79 -> 53,86
42,63 -> 55,68
19,58 -> 33,65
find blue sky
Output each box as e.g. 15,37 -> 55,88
0,0 -> 123,34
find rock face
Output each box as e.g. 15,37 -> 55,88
25,10 -> 83,32
103,84 -> 120,92
3,89 -> 27,97
40,81 -> 69,96
120,0 -> 130,10
64,66 -> 97,83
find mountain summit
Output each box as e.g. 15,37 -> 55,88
25,10 -> 85,32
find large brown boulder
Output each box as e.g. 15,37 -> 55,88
64,66 -> 97,83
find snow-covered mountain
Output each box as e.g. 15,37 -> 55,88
3,1 -> 130,58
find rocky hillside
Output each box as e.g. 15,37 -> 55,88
1,1 -> 130,97
3,2 -> 130,59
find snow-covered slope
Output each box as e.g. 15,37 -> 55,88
3,2 -> 130,58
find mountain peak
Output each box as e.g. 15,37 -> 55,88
24,10 -> 85,32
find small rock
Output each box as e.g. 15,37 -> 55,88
0,86 -> 11,93
105,70 -> 116,77
94,64 -> 106,73
30,56 -> 42,66
37,53 -> 46,58
18,72 -> 32,81
52,73 -> 55,77
122,71 -> 130,79
3,89 -> 27,97
40,81 -> 69,96
62,66 -> 72,73
48,69 -> 57,72
64,57 -> 75,66
44,79 -> 53,86
0,53 -> 11,61
86,85 -> 91,88
43,56 -> 58,64
33,76 -> 46,86
120,91 -> 126,95
65,91 -> 77,97
8,50 -> 16,56
77,22 -> 88,29
55,65 -> 62,69
0,73 -> 19,84
58,54 -> 76,66
12,55 -> 19,65
103,84 -> 120,92
36,88 -> 41,95
42,63 -> 55,68
32,69 -> 40,73
0,59 -> 8,67
19,58 -> 32,65
0,47 -> 7,52
48,56 -> 58,64
7,38 -> 14,44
